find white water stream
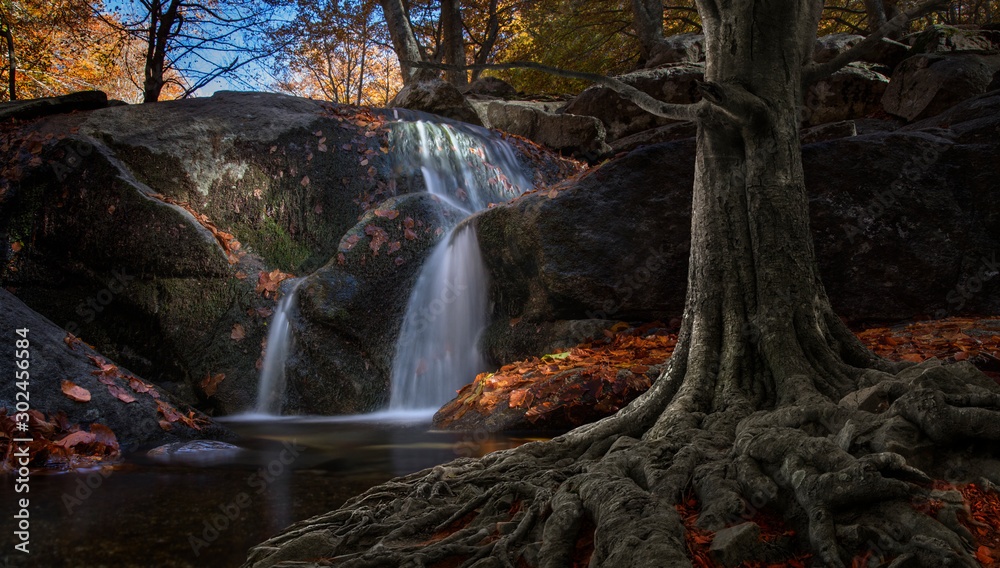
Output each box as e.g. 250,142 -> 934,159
252,115 -> 534,416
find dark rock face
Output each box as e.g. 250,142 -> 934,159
646,33 -> 705,67
485,101 -> 611,161
561,64 -> 705,141
802,63 -> 889,127
814,33 -> 864,63
905,24 -> 996,54
289,193 -> 461,414
474,91 -> 1000,364
463,76 -> 518,98
883,54 -> 1000,121
0,289 -> 234,451
390,80 -> 484,126
0,91 -> 575,416
0,90 -> 110,121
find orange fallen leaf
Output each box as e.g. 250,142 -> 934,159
201,373 -> 226,397
231,323 -> 246,341
11,242 -> 22,252
61,380 -> 91,402
55,431 -> 96,448
107,384 -> 136,403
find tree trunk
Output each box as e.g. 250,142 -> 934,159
440,0 -> 467,86
471,0 -> 499,82
380,0 -> 426,85
243,2 -> 1000,566
1,24 -> 13,101
631,0 -> 665,60
142,0 -> 181,103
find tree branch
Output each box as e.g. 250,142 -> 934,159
401,59 -> 706,122
803,0 -> 948,84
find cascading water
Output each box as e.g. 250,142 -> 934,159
254,279 -> 303,415
387,117 -> 533,412
246,112 -> 535,418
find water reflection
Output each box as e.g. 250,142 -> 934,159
0,417 -> 549,568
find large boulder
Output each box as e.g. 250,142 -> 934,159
882,53 -> 1000,121
801,63 -> 889,127
646,34 -> 705,67
0,289 -> 234,451
0,92 -> 410,414
462,76 -> 518,99
0,90 -> 110,121
560,63 -> 704,141
905,25 -> 996,54
0,91 -> 576,416
485,101 -> 611,161
287,193 -> 461,414
814,33 -> 864,63
390,79 -> 483,126
472,91 -> 1000,362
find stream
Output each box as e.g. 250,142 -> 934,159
0,416 -> 549,568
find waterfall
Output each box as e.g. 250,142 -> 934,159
255,279 -> 303,415
248,113 -> 534,417
389,226 -> 490,410
387,118 -> 533,411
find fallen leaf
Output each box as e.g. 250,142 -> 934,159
300,175 -> 310,186
395,257 -> 404,266
107,384 -> 135,403
11,242 -> 22,252
404,228 -> 417,240
235,271 -> 248,279
374,209 -> 399,219
231,323 -> 246,341
201,373 -> 225,397
62,380 -> 91,402
55,430 -> 96,448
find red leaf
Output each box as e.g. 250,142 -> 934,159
61,380 -> 91,402
107,384 -> 136,403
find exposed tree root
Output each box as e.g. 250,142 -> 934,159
243,337 -> 1000,568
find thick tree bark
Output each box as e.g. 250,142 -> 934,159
440,0 -> 467,86
631,0 -> 665,60
243,2 -> 1000,567
379,0 -> 427,85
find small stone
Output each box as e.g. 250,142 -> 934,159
710,522 -> 763,567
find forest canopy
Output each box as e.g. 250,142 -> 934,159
0,0 -> 995,101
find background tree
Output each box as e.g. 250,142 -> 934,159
94,0 -> 289,103
245,1 -> 1000,566
270,0 -> 401,105
0,0 -> 156,102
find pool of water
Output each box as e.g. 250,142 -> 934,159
0,415 -> 550,568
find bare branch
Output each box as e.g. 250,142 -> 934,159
803,0 -> 949,84
401,59 -> 705,122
